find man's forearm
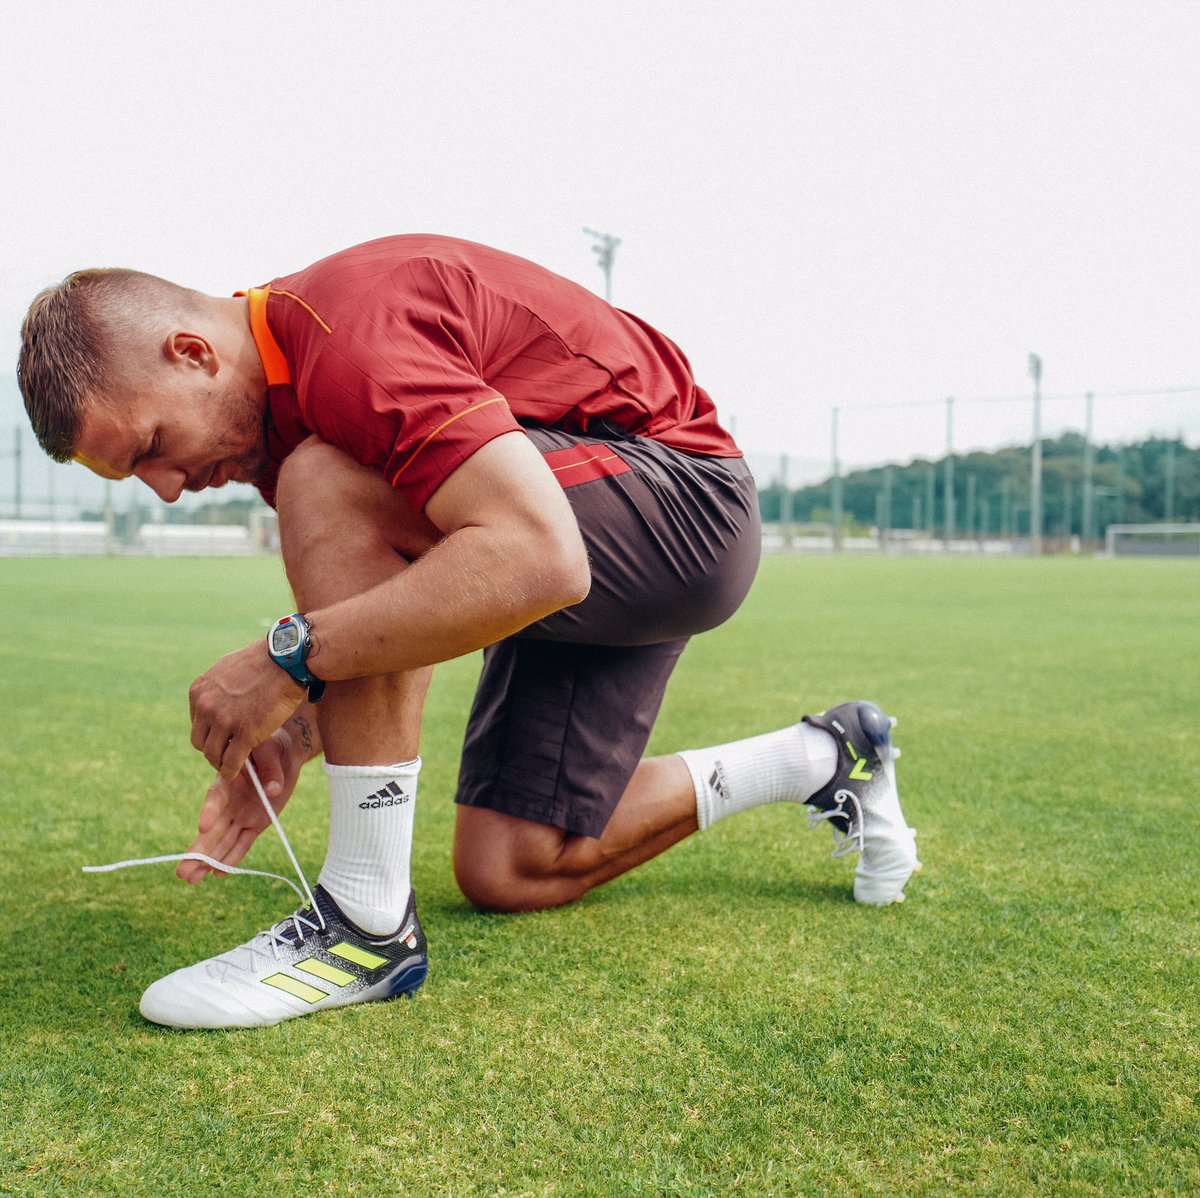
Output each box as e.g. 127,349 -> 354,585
304,522 -> 588,682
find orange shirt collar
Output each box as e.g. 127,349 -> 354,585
239,287 -> 292,386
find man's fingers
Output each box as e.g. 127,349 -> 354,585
196,723 -> 235,773
177,857 -> 209,884
254,744 -> 288,799
191,717 -> 208,754
207,821 -> 244,869
228,827 -> 260,868
196,784 -> 230,835
219,735 -> 252,782
179,814 -> 243,883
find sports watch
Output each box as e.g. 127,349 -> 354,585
267,613 -> 326,702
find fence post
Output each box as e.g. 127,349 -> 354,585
779,453 -> 793,550
944,397 -> 955,550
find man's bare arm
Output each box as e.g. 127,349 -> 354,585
303,430 -> 591,680
188,431 -> 589,779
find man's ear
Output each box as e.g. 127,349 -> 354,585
163,330 -> 219,375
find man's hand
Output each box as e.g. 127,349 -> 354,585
189,641 -> 307,780
177,725 -> 308,883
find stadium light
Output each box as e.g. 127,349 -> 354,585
583,228 -> 621,302
1029,353 -> 1043,554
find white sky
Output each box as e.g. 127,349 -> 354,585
2,0 -> 1198,506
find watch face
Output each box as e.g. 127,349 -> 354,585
271,623 -> 302,655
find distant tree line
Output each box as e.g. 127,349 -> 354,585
758,434 -> 1200,539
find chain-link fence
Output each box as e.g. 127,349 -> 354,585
3,385 -> 1197,557
745,386 -> 1200,555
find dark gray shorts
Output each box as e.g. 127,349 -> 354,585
454,427 -> 760,838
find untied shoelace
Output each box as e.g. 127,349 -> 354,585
83,761 -> 325,934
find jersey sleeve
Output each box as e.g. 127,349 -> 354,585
299,257 -> 523,511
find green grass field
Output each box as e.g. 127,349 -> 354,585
1,554 -> 1197,1197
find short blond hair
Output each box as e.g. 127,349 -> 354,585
18,268 -> 199,460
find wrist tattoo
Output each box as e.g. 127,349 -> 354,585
291,715 -> 314,754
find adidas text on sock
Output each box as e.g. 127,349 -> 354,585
317,758 -> 420,935
678,723 -> 838,830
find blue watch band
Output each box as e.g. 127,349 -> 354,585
267,613 -> 326,703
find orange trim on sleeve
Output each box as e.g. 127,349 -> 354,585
388,397 -> 509,486
242,288 -> 292,386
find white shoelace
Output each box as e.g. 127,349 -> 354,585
806,789 -> 865,858
83,761 -> 325,940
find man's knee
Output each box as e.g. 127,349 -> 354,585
275,437 -> 440,578
453,842 -> 532,913
453,806 -> 581,913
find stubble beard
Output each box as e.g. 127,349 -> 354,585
221,389 -> 271,485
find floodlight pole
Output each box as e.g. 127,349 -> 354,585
1029,353 -> 1043,554
831,405 -> 843,552
779,453 -> 794,549
104,479 -> 115,555
1165,438 -> 1177,523
881,464 -> 894,552
944,396 -> 954,549
1082,391 -> 1095,544
583,228 -> 621,303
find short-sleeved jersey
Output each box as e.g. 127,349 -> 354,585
243,235 -> 740,510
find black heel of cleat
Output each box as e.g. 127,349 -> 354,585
855,702 -> 893,753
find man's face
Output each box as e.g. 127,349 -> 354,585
74,374 -> 269,503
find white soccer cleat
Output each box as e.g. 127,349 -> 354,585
139,886 -> 428,1029
801,701 -> 920,905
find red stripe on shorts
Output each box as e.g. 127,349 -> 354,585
542,444 -> 633,488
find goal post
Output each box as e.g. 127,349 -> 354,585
1104,524 -> 1200,557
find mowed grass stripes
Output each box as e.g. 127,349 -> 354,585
0,553 -> 1197,1197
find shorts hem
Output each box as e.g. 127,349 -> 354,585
454,789 -> 608,841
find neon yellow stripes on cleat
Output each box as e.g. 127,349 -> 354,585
845,739 -> 875,781
262,941 -> 385,1003
261,973 -> 327,1004
328,942 -> 389,969
295,959 -> 357,987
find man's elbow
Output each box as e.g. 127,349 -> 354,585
537,532 -> 588,609
547,536 -> 591,609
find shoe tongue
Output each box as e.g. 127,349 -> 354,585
267,890 -> 331,945
311,884 -> 344,924
273,886 -> 342,929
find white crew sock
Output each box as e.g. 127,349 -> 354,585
316,758 -> 420,935
678,723 -> 839,831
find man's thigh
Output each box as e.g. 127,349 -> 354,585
454,429 -> 761,839
455,635 -> 688,838
519,427 -> 761,645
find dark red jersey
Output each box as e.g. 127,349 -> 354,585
243,235 -> 740,510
